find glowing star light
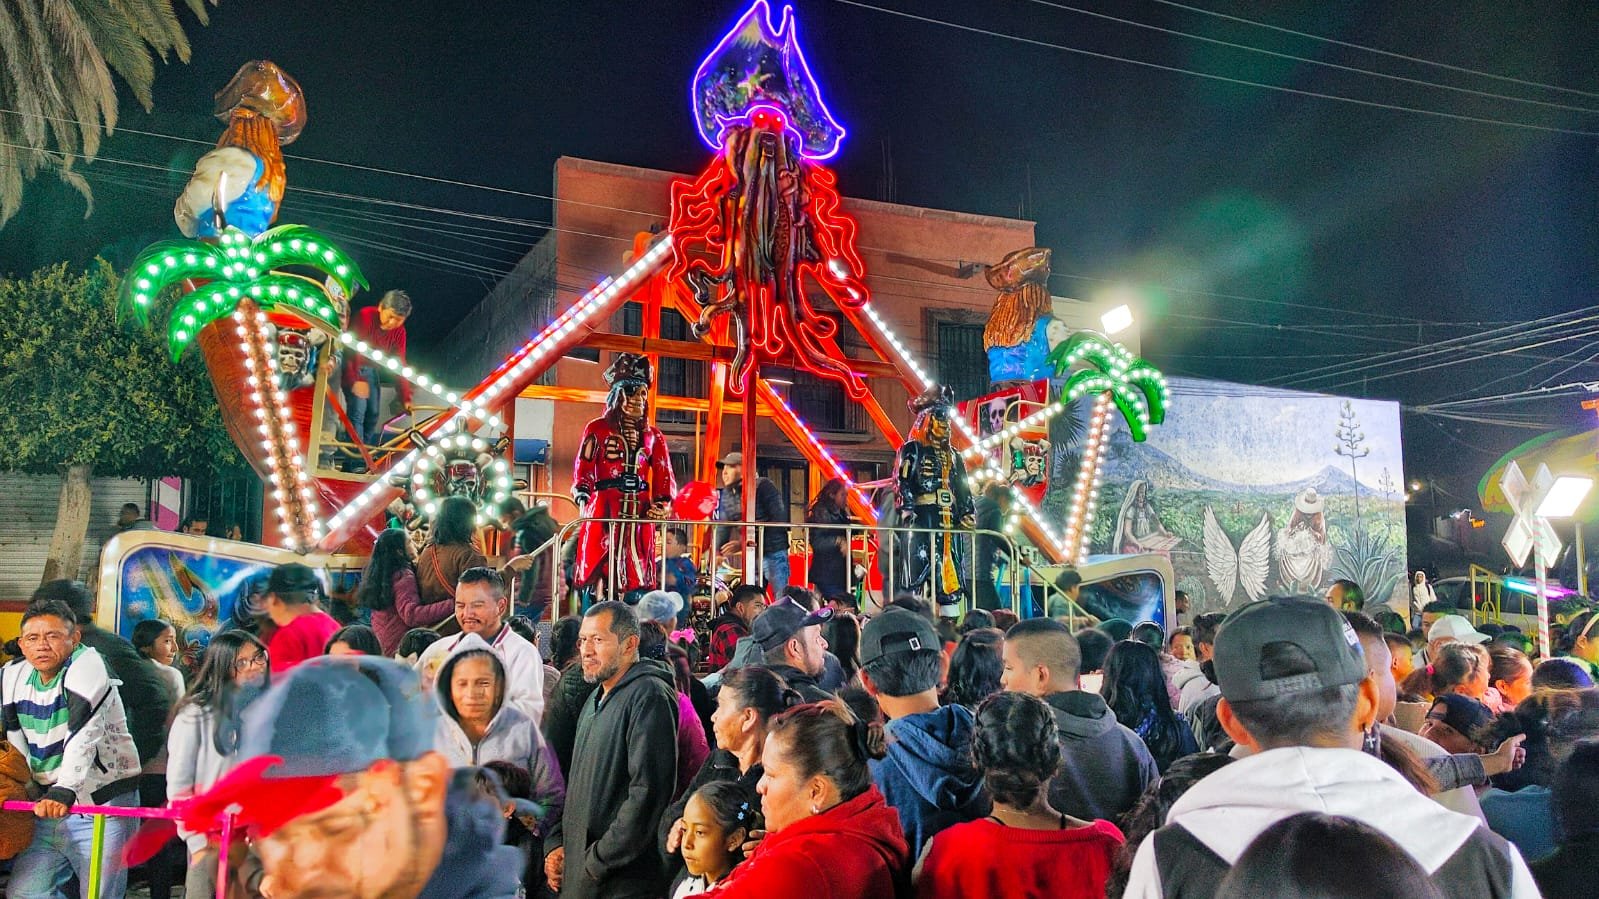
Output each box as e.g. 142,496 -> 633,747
692,1 -> 846,161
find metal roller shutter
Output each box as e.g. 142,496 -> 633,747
0,473 -> 150,602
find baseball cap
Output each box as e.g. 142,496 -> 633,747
717,452 -> 743,468
1213,597 -> 1368,702
172,655 -> 437,837
750,598 -> 832,652
1427,614 -> 1490,645
860,607 -> 939,665
1426,693 -> 1493,738
637,590 -> 684,626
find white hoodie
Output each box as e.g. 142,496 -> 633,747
1124,746 -> 1537,898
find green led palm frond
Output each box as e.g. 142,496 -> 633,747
165,273 -> 342,359
122,240 -> 229,324
1048,330 -> 1170,442
252,224 -> 368,297
121,225 -> 366,359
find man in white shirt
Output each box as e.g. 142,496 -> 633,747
416,568 -> 544,724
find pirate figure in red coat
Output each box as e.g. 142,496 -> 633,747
572,354 -> 677,599
896,386 -> 975,614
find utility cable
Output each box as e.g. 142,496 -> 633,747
1024,0 -> 1599,115
1148,0 -> 1599,101
829,0 -> 1599,136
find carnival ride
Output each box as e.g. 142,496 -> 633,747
113,1 -> 1173,623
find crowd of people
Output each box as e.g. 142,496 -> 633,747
1,509 -> 1597,899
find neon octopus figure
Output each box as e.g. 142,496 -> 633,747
669,1 -> 872,399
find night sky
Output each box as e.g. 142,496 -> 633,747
2,0 -> 1596,514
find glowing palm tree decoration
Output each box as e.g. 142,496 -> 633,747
120,224 -> 365,551
1046,332 -> 1168,441
1045,331 -> 1170,561
122,224 -> 365,358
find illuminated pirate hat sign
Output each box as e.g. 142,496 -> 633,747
692,0 -> 846,160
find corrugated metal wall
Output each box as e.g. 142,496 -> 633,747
0,473 -> 150,601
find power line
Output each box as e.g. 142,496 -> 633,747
1148,0 -> 1599,102
1317,326 -> 1599,394
829,0 -> 1599,136
1024,0 -> 1599,115
1263,306 -> 1599,386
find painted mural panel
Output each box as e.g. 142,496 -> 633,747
1091,378 -> 1407,614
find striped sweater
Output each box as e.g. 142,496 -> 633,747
2,645 -> 141,805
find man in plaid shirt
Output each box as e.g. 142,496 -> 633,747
707,585 -> 766,669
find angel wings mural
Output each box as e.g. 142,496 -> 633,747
1202,506 -> 1272,606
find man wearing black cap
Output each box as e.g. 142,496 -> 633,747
172,656 -> 523,898
860,608 -> 988,854
750,598 -> 833,702
1124,597 -> 1538,899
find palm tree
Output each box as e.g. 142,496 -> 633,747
122,224 -> 365,357
0,0 -> 218,225
1038,331 -> 1168,560
1046,331 -> 1168,441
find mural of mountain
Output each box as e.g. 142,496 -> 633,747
1094,377 -> 1408,614
1101,429 -> 1391,498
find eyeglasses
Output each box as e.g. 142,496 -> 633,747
234,653 -> 268,671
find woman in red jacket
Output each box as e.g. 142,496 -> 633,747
914,691 -> 1124,899
706,700 -> 910,899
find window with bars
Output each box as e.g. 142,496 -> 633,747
935,320 -> 989,401
618,304 -> 706,424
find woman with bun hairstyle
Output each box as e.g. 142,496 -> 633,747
703,700 -> 909,898
914,691 -> 1123,898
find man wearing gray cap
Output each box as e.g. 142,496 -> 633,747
712,452 -> 792,596
749,598 -> 833,702
1124,597 -> 1538,898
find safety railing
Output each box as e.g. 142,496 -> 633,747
1467,564 -> 1504,626
524,515 -> 1031,623
0,800 -> 236,899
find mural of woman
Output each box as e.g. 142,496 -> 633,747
1276,488 -> 1332,591
1113,479 -> 1181,555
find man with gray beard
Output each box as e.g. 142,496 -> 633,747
544,601 -> 678,898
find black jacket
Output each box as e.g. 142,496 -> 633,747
545,659 -> 679,899
1044,690 -> 1159,822
1532,834 -> 1599,899
78,625 -> 174,764
541,664 -> 598,778
768,663 -> 833,704
714,477 -> 790,556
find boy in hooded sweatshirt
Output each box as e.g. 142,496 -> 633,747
859,609 -> 990,855
433,633 -> 565,830
1000,618 -> 1158,823
1124,597 -> 1538,899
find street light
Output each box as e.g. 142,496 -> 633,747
1535,476 -> 1593,518
1101,304 -> 1134,335
1501,462 -> 1593,656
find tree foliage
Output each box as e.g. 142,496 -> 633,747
0,260 -> 238,477
0,0 -> 218,225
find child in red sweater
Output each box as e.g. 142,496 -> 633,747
914,691 -> 1124,899
262,563 -> 341,674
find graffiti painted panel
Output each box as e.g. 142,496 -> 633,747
1093,378 -> 1407,614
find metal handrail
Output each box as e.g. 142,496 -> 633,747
525,515 -> 1027,623
1,800 -> 236,899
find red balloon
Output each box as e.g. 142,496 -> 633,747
672,481 -> 718,521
